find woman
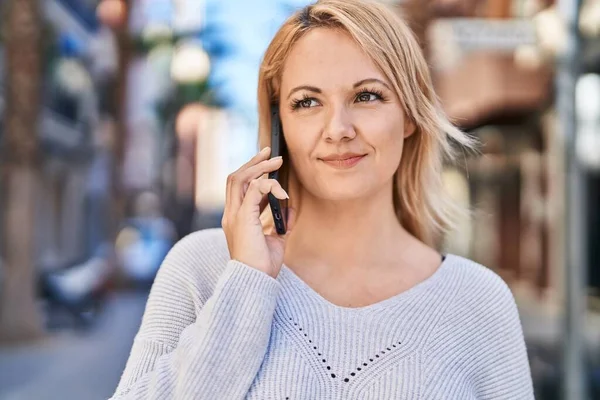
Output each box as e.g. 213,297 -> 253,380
111,1 -> 534,398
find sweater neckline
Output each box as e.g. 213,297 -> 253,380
278,254 -> 454,313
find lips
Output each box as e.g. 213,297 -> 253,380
319,153 -> 366,169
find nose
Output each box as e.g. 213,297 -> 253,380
322,105 -> 356,142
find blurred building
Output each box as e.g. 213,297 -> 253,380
420,0 -> 600,301
0,0 -> 116,272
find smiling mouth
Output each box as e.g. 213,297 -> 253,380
319,155 -> 366,169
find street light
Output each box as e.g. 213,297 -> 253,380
170,41 -> 211,84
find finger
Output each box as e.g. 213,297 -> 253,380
240,179 -> 289,215
225,147 -> 271,214
232,157 -> 283,212
240,157 -> 283,198
240,146 -> 272,170
258,194 -> 270,214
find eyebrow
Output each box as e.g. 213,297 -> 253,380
286,85 -> 322,100
286,78 -> 392,100
353,78 -> 391,90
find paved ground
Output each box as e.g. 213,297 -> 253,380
0,290 -> 148,400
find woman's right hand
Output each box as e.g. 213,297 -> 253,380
222,147 -> 293,279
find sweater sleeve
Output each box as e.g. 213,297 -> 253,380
110,230 -> 280,400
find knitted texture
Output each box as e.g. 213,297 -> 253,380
111,228 -> 534,399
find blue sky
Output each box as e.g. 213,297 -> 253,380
201,0 -> 314,124
138,0 -> 313,122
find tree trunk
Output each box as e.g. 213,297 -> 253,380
111,26 -> 129,237
106,0 -> 131,241
0,0 -> 44,343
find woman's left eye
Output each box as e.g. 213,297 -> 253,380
356,92 -> 381,103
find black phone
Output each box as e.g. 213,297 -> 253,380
269,105 -> 287,235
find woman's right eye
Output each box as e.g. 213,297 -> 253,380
292,97 -> 319,109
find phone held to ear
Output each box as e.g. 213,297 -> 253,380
269,105 -> 287,235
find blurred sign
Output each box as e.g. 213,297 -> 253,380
428,19 -> 551,127
428,18 -> 537,70
431,18 -> 537,50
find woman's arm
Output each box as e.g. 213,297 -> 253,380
110,230 -> 280,400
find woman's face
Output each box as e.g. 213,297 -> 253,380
279,28 -> 414,202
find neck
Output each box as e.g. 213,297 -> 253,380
285,183 -> 418,274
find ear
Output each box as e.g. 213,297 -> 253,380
404,118 -> 417,139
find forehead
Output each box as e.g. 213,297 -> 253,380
281,28 -> 387,91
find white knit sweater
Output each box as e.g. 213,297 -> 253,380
111,228 -> 534,399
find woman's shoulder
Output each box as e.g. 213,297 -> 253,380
431,254 -> 523,345
427,256 -> 531,396
167,227 -> 229,261
443,254 -> 517,311
172,227 -> 229,252
135,228 -> 231,345
158,227 -> 230,287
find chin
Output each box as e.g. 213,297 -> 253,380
316,181 -> 373,202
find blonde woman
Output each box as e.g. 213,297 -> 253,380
111,1 -> 534,398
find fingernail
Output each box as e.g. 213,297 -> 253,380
260,146 -> 271,154
283,190 -> 290,199
272,156 -> 283,161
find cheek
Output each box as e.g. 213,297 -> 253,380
361,117 -> 405,165
378,136 -> 404,182
283,132 -> 316,177
283,118 -> 321,161
386,131 -> 405,164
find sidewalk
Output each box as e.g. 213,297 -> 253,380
0,290 -> 148,400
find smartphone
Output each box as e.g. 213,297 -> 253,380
269,104 -> 287,235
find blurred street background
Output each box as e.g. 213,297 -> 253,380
0,0 -> 599,399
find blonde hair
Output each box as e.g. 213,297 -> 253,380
257,0 -> 476,247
